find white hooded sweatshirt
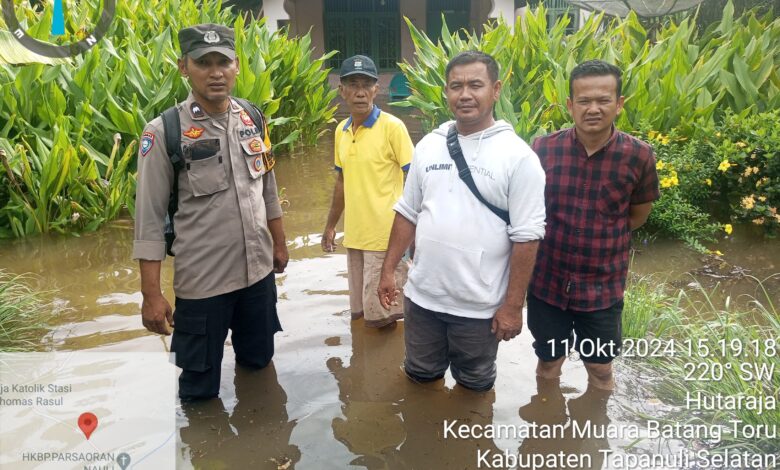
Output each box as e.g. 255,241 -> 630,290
394,120 -> 546,319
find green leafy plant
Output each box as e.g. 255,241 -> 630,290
397,2 -> 780,140
622,275 -> 780,454
0,0 -> 337,238
0,270 -> 55,352
705,111 -> 780,236
398,2 -> 779,248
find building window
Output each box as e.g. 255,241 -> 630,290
323,0 -> 402,70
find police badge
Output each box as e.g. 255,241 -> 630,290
204,31 -> 220,44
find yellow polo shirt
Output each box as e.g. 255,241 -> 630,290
335,106 -> 413,251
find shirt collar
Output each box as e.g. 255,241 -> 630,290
343,105 -> 381,131
569,125 -> 619,154
184,92 -> 240,120
229,98 -> 243,114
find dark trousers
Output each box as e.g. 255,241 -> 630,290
403,298 -> 499,391
171,272 -> 281,400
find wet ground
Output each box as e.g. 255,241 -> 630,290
0,103 -> 778,469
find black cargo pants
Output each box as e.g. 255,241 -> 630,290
171,272 -> 281,400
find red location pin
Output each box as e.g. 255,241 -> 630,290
78,412 -> 98,439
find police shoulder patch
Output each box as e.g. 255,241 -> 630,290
141,132 -> 155,157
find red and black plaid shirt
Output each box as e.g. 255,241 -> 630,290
529,127 -> 660,312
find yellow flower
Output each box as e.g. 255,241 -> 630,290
656,160 -> 666,170
658,135 -> 670,145
715,132 -> 722,138
648,130 -> 657,140
712,250 -> 724,256
705,178 -> 712,186
670,170 -> 678,177
741,195 -> 755,210
743,167 -> 753,177
752,166 -> 760,175
723,224 -> 733,235
736,141 -> 747,149
670,176 -> 679,186
718,160 -> 732,172
660,178 -> 672,189
753,217 -> 765,225
758,196 -> 767,202
756,177 -> 769,188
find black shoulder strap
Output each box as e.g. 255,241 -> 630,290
233,97 -> 267,138
446,124 -> 510,225
160,106 -> 184,256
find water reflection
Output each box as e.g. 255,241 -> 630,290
518,377 -> 611,469
328,321 -> 501,469
179,362 -> 300,469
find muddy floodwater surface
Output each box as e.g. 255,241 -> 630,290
1,106 -> 778,469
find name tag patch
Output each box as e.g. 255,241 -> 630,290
238,126 -> 260,138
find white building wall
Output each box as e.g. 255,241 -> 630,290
488,0 -> 517,30
263,0 -> 291,32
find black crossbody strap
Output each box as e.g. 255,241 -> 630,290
446,124 -> 510,225
160,106 -> 184,256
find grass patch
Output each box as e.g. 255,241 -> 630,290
0,270 -> 54,351
623,275 -> 780,454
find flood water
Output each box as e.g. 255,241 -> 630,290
1,102 -> 778,469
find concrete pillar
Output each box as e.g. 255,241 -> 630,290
488,0 -> 518,30
263,0 -> 290,32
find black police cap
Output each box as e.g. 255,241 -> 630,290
178,23 -> 235,60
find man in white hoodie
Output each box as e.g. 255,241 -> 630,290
378,51 -> 546,391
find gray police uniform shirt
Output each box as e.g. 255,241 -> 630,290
133,92 -> 283,299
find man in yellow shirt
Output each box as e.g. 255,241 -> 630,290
322,55 -> 414,328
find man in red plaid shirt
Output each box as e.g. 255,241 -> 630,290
527,60 -> 660,391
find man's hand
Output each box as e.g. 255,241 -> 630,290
273,243 -> 289,273
491,303 -> 523,341
141,292 -> 173,335
321,227 -> 337,252
377,271 -> 400,310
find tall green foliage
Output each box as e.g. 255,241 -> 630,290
398,3 -> 780,248
398,2 -> 780,139
0,0 -> 337,238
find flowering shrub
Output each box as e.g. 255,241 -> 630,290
706,111 -> 780,236
637,110 -> 779,250
638,129 -> 720,251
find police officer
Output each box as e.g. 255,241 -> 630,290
133,23 -> 289,401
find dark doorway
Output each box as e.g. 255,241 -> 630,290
427,0 -> 471,42
324,0 -> 402,70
